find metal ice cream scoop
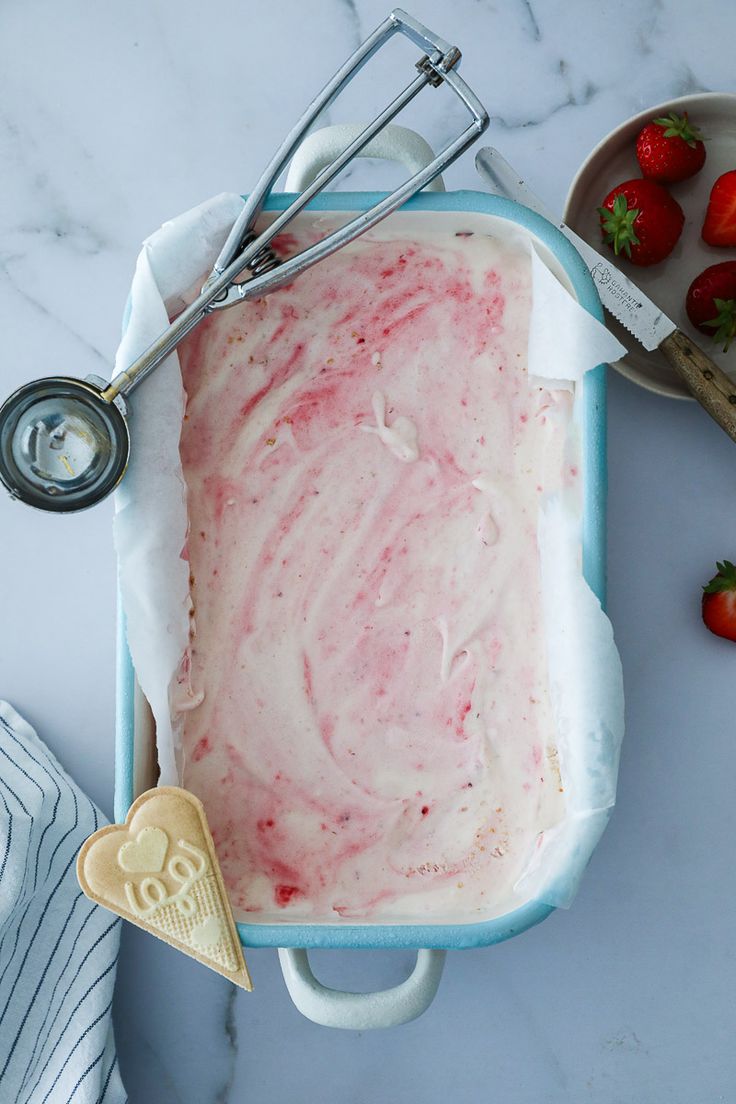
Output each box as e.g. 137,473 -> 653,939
0,8 -> 488,512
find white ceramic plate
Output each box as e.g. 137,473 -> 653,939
564,92 -> 736,399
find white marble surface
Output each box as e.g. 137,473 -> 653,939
1,1 -> 735,1100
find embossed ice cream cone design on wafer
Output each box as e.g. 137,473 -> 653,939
77,787 -> 252,990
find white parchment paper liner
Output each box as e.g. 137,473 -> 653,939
114,194 -> 626,914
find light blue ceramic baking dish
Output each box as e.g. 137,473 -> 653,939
115,184 -> 608,1028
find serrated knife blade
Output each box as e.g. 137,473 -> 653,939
475,146 -> 736,444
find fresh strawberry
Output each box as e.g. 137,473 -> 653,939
702,170 -> 736,247
598,179 -> 684,266
635,112 -> 706,183
686,262 -> 736,352
702,561 -> 736,643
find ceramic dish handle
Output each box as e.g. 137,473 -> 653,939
284,123 -> 445,193
278,947 -> 446,1029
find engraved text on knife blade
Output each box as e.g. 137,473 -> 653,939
587,259 -> 675,351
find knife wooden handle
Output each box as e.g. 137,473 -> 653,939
660,330 -> 736,444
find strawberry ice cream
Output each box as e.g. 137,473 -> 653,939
173,216 -> 577,923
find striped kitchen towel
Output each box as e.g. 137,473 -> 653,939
0,701 -> 126,1103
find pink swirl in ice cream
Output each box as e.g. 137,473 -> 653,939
175,216 -> 576,923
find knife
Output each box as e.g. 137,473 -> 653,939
475,146 -> 736,445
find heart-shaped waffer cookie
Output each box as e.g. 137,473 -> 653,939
77,786 -> 252,990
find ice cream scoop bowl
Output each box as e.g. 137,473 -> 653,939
0,377 -> 130,511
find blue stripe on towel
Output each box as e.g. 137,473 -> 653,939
0,702 -> 126,1103
20,914 -> 117,1090
99,1054 -> 120,1102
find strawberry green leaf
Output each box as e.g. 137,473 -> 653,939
598,194 -> 641,258
703,559 -> 736,593
653,111 -> 704,148
702,297 -> 736,352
